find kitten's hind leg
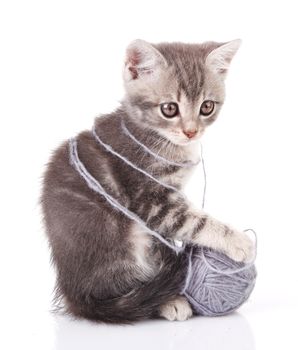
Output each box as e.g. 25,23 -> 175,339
159,296 -> 193,321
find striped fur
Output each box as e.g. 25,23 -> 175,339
41,39 -> 253,323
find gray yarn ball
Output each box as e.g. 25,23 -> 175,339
182,246 -> 257,316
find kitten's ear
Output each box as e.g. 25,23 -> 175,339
123,39 -> 167,82
206,39 -> 242,75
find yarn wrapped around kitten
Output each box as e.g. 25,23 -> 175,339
181,245 -> 257,316
69,135 -> 257,318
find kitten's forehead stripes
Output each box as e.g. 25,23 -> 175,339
154,44 -> 206,102
177,88 -> 181,103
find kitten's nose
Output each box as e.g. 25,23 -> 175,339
183,129 -> 197,139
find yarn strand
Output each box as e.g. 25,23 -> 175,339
199,141 -> 207,210
197,145 -> 257,275
121,119 -> 200,168
69,138 -> 182,254
92,126 -> 182,194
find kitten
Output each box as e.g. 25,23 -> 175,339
41,39 -> 254,323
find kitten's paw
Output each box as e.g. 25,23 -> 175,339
159,296 -> 193,321
224,229 -> 255,263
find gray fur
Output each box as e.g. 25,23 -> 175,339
41,39 -> 245,323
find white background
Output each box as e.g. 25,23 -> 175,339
1,1 -> 297,349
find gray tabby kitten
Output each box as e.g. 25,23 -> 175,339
41,39 -> 254,323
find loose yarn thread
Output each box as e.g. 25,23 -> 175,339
121,119 -> 200,168
92,126 -> 181,194
69,138 -> 182,254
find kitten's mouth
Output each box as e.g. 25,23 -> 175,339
170,130 -> 203,146
157,129 -> 201,147
172,136 -> 200,146
180,133 -> 202,145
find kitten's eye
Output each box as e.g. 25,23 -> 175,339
200,100 -> 215,117
160,102 -> 179,118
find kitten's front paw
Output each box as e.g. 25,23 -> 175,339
224,229 -> 255,263
159,296 -> 193,321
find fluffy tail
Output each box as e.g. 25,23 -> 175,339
63,246 -> 190,323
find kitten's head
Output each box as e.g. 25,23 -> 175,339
122,39 -> 241,146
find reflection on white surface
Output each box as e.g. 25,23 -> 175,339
54,312 -> 255,350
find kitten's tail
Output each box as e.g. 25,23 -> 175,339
65,246 -> 190,323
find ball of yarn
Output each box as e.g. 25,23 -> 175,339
182,246 -> 257,316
